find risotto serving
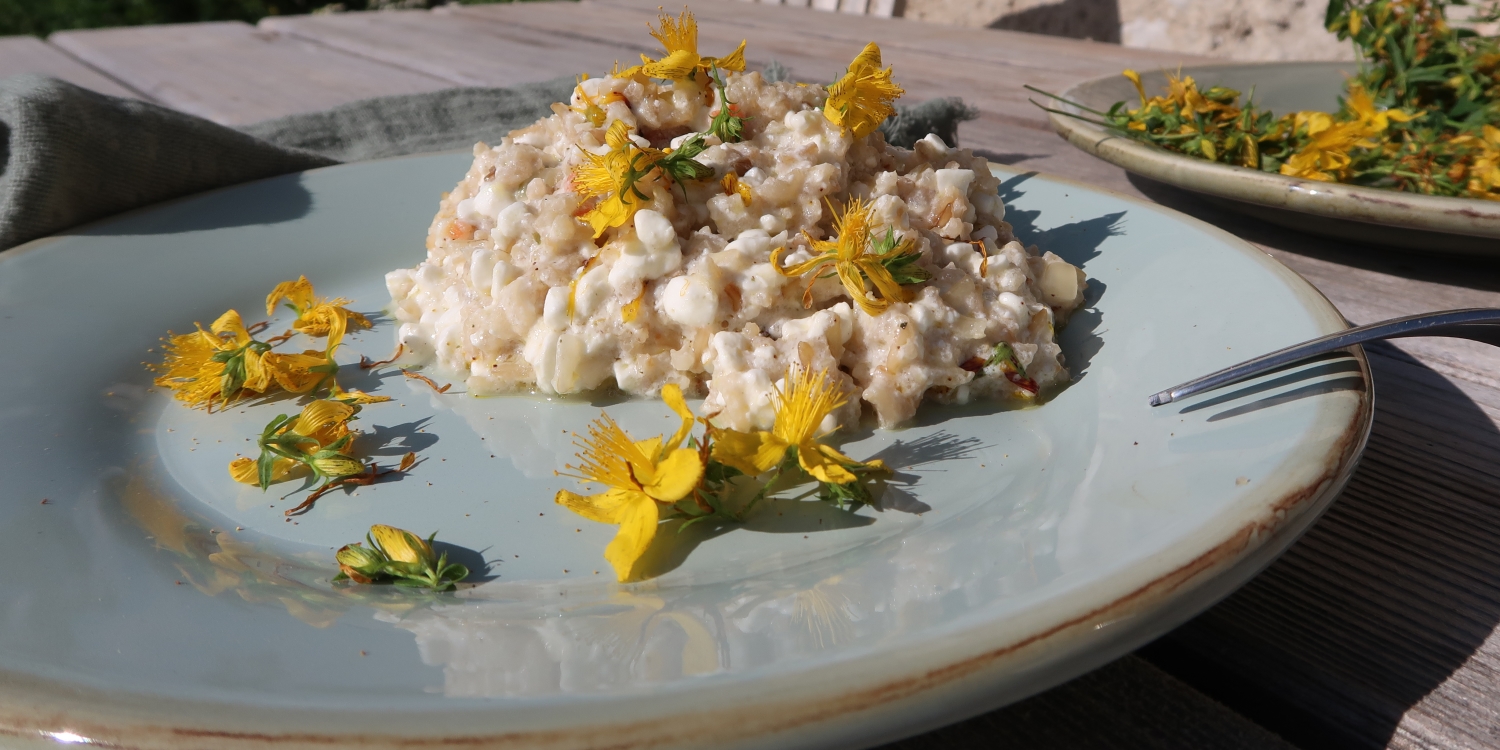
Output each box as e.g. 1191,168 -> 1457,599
385,24 -> 1087,430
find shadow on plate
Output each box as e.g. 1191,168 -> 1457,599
629,432 -> 991,579
69,172 -> 316,237
1168,353 -> 1368,422
997,171 -> 1116,383
432,539 -> 501,583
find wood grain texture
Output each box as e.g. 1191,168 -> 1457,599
259,9 -> 633,87
880,655 -> 1296,750
450,0 -> 1209,131
0,35 -> 142,99
595,0 -> 1197,72
48,21 -> 452,125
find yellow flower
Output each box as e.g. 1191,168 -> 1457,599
824,42 -> 904,139
571,120 -> 661,237
571,74 -> 604,127
229,398 -> 359,486
265,276 -> 371,337
1279,111 -> 1373,182
722,173 -> 753,206
1122,69 -> 1147,106
293,398 -> 359,447
263,304 -> 346,395
555,384 -> 704,582
771,197 -> 921,316
1343,83 -> 1416,136
619,9 -> 747,82
712,366 -> 886,485
152,309 -> 272,410
1468,124 -> 1500,200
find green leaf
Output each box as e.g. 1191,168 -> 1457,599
1325,0 -> 1346,30
256,449 -> 276,490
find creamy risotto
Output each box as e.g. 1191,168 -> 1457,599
386,69 -> 1087,429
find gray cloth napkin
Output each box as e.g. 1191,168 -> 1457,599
0,72 -> 974,251
0,74 -> 575,250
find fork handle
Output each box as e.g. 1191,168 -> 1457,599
1148,308 -> 1500,406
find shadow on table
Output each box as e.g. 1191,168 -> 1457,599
1126,173 -> 1500,290
1137,340 -> 1500,748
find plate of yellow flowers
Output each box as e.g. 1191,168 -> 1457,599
0,30 -> 1372,748
1039,0 -> 1500,255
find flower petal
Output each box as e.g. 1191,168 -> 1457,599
293,399 -> 356,437
324,307 -> 348,355
858,258 -> 911,306
642,447 -> 703,503
266,276 -> 314,315
660,383 -> 696,454
712,429 -> 788,476
848,41 -> 882,71
371,524 -> 433,566
264,352 -> 329,393
210,310 -> 251,345
603,495 -> 660,582
642,48 -> 700,80
772,248 -> 835,279
838,262 -> 887,316
228,456 -> 294,484
799,442 -> 858,485
556,487 -> 639,524
603,119 -> 632,150
703,39 -> 747,72
241,348 -> 273,393
585,195 -> 636,237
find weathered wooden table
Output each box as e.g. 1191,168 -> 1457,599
9,1 -> 1500,746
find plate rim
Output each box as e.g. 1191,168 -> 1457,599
1049,61 -> 1500,242
0,156 -> 1374,750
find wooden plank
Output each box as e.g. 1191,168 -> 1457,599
449,0 -> 1208,132
259,10 -> 636,88
593,0 -> 1201,72
0,35 -> 142,99
882,655 -> 1295,750
48,21 -> 453,125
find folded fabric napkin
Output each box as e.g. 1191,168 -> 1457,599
0,73 -> 976,251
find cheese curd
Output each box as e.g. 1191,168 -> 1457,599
386,71 -> 1087,429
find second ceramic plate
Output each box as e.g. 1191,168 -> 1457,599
1049,62 -> 1500,255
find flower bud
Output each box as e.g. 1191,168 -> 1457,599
311,454 -> 365,480
370,524 -> 435,566
335,543 -> 386,584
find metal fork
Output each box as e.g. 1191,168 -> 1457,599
1148,308 -> 1500,407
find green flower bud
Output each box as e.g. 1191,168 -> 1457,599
311,453 -> 366,480
335,543 -> 386,584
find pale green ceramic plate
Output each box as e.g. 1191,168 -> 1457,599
1050,62 -> 1500,255
0,153 -> 1369,749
